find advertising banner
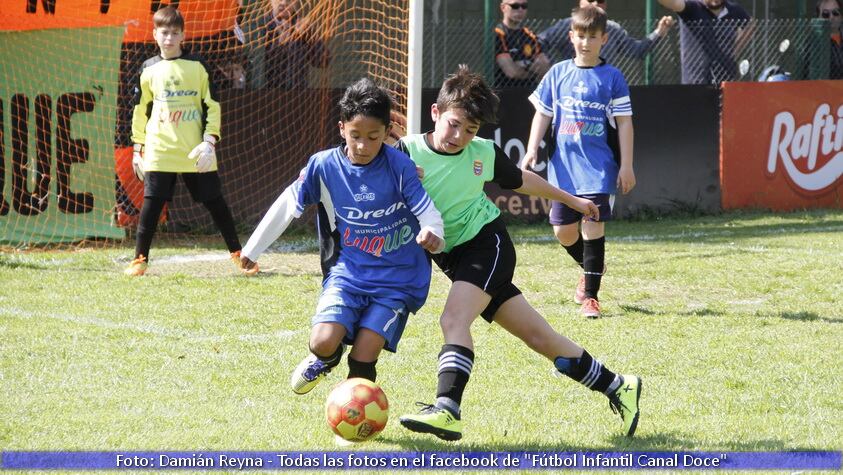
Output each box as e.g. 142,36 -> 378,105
721,81 -> 843,210
0,0 -> 238,42
0,27 -> 125,244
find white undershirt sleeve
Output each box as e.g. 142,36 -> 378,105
241,183 -> 302,261
414,202 -> 445,254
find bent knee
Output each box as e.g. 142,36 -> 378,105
438,310 -> 474,335
554,225 -> 580,246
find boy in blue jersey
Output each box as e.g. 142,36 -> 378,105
125,6 -> 247,277
396,66 -> 641,441
239,78 -> 444,396
523,4 -> 636,318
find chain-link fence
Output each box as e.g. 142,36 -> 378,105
424,18 -> 838,88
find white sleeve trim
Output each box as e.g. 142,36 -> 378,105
241,183 -> 301,261
611,95 -> 633,116
529,94 -> 554,117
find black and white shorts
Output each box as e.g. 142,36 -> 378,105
431,216 -> 521,323
144,171 -> 223,202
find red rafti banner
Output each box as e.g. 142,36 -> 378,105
721,80 -> 843,210
0,0 -> 238,42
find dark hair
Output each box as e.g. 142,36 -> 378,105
153,6 -> 185,30
436,65 -> 499,125
572,3 -> 608,34
338,78 -> 393,127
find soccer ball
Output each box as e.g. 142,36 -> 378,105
325,378 -> 389,442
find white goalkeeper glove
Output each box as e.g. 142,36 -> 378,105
189,134 -> 217,173
132,143 -> 144,182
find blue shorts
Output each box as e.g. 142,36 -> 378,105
549,194 -> 614,225
312,287 -> 409,353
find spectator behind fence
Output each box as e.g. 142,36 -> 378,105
264,0 -> 330,89
657,0 -> 751,84
816,0 -> 843,78
218,0 -> 248,89
493,1 -> 551,88
539,0 -> 674,64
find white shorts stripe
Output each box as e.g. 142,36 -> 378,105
482,233 -> 502,291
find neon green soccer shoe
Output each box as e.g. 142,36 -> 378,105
399,403 -> 463,441
608,375 -> 642,437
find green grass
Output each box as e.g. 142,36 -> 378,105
1,210 -> 841,468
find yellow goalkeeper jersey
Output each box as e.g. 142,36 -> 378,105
131,53 -> 221,173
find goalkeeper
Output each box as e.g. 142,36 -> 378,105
125,6 -> 246,276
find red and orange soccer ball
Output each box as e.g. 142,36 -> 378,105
325,378 -> 389,442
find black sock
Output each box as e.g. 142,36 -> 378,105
435,344 -> 474,418
562,235 -> 584,268
312,344 -> 344,369
553,349 -> 618,394
134,197 -> 166,260
202,196 -> 241,252
347,356 -> 377,382
583,237 -> 605,300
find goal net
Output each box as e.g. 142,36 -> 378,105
0,0 -> 409,246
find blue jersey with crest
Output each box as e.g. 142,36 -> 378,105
530,59 -> 632,195
293,144 -> 434,312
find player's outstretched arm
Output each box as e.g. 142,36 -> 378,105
515,171 -> 600,221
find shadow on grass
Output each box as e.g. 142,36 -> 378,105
776,311 -> 843,324
379,430 -> 794,452
0,257 -> 48,270
619,305 -> 726,318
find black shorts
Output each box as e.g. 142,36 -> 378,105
144,171 -> 223,202
431,216 -> 521,323
549,193 -> 614,225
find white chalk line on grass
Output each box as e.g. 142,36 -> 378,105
115,240 -> 319,266
516,224 -> 843,244
0,307 -> 301,343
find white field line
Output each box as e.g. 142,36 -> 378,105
516,224 -> 843,243
155,253 -> 230,264
125,240 -> 319,265
0,307 -> 301,343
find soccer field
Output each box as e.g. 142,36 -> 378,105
1,210 -> 841,460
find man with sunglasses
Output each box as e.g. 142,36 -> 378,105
816,0 -> 842,78
493,1 -> 551,88
539,0 -> 674,66
656,0 -> 752,84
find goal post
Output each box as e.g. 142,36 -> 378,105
0,0 -> 414,246
407,0 -> 424,135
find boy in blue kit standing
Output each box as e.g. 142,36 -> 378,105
239,78 -> 444,395
396,66 -> 641,441
522,4 -> 636,318
126,6 -> 247,276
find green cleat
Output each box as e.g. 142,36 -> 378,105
608,375 -> 642,437
399,403 -> 463,441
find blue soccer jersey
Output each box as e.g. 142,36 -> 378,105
242,144 -> 436,313
530,59 -> 632,195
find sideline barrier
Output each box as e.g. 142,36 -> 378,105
721,80 -> 843,210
